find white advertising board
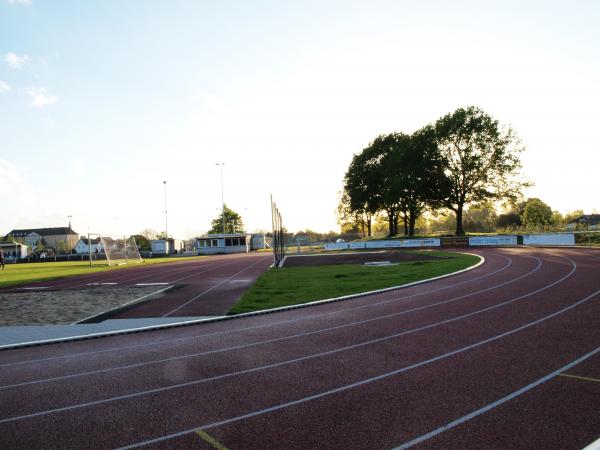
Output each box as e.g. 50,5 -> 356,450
469,236 -> 518,246
402,238 -> 441,247
365,239 -> 441,249
523,233 -> 575,246
349,242 -> 366,249
324,243 -> 349,250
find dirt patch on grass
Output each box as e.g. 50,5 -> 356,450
0,286 -> 166,326
282,250 -> 444,267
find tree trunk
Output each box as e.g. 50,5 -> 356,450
393,216 -> 399,236
367,217 -> 372,237
408,214 -> 416,236
387,210 -> 396,237
455,206 -> 465,236
403,216 -> 408,235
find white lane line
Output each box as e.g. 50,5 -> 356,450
0,257 -> 575,421
161,259 -> 266,317
0,254 -> 513,367
0,257 -> 541,389
114,285 -> 600,450
19,287 -> 49,290
392,345 -> 600,449
135,283 -> 169,286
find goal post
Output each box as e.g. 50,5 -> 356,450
100,235 -> 143,266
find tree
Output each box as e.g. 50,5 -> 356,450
383,127 -> 447,236
463,203 -> 498,232
209,204 -> 245,234
342,142 -> 384,236
435,106 -> 527,235
521,198 -> 553,228
139,228 -> 159,241
131,234 -> 151,251
497,212 -> 521,229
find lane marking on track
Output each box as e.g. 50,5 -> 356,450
195,429 -> 229,450
0,254 -> 513,367
0,257 -> 576,421
391,344 -> 600,449
0,257 -> 541,389
161,259 -> 266,317
558,373 -> 600,384
19,287 -> 49,290
134,283 -> 169,286
112,285 -> 600,450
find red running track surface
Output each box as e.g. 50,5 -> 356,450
1,248 -> 600,449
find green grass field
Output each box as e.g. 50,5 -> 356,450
0,256 -> 203,289
228,251 -> 480,314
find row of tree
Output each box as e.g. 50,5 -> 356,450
339,106 -> 527,236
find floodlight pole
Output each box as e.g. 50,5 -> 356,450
216,163 -> 225,236
163,180 -> 168,239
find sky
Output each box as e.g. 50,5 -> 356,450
1,0 -> 599,238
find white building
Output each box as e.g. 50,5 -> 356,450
196,233 -> 250,255
73,237 -> 104,255
0,241 -> 29,260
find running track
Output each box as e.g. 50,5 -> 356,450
1,247 -> 600,449
8,253 -> 273,317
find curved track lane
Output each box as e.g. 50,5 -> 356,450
0,248 -> 599,449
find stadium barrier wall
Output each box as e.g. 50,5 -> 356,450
523,233 -> 575,246
324,238 -> 441,251
468,236 -> 518,246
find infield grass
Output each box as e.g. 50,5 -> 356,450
0,256 -> 204,289
228,251 -> 480,314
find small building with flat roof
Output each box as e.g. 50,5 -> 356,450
196,233 -> 250,255
0,241 -> 29,260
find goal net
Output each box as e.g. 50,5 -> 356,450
100,235 -> 143,266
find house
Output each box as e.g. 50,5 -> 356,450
74,237 -> 104,255
150,238 -> 185,255
566,214 -> 600,230
4,227 -> 79,253
196,233 -> 250,255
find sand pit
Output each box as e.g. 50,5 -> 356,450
282,250 -> 444,267
0,286 -> 166,326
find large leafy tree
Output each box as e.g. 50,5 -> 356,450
337,191 -> 373,237
383,127 -> 448,236
521,198 -> 553,228
342,143 -> 384,236
342,129 -> 446,237
209,204 -> 245,234
435,106 -> 527,235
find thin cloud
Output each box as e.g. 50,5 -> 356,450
25,87 -> 58,108
7,0 -> 32,4
4,52 -> 29,69
0,80 -> 10,93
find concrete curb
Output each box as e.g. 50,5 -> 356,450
0,252 -> 484,351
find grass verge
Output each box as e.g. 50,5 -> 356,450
0,256 -> 204,289
228,251 -> 480,314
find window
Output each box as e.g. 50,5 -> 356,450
225,238 -> 232,246
211,239 -> 218,247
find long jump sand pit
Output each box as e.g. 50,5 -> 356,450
0,286 -> 167,326
282,250 -> 445,267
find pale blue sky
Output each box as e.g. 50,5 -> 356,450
1,1 -> 599,237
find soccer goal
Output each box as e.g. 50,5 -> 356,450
100,235 -> 143,266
